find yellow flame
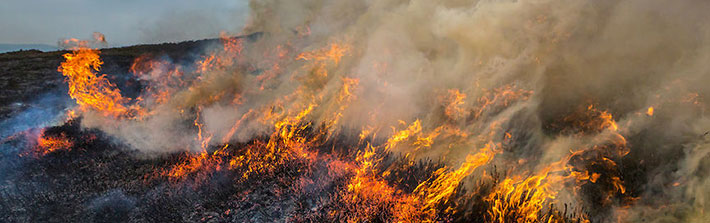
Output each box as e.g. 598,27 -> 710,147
59,47 -> 139,117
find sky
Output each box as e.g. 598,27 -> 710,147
0,0 -> 249,47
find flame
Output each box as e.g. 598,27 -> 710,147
162,144 -> 230,183
58,44 -> 141,118
34,131 -> 73,156
194,107 -> 213,150
442,89 -> 468,120
196,35 -> 242,73
327,84 -> 536,221
342,144 -> 424,222
52,30 -> 646,222
415,143 -> 498,215
646,106 -> 654,116
594,106 -> 618,131
221,109 -> 255,143
225,104 -> 319,181
130,55 -> 185,107
473,85 -> 533,119
483,104 -> 633,222
486,168 -> 563,223
296,43 -> 349,65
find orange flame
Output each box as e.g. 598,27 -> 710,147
58,45 -> 141,118
296,43 -> 349,65
442,89 -> 468,120
415,143 -> 498,215
162,144 -> 230,183
34,132 -> 73,156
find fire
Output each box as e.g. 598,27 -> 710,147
296,43 -> 349,65
195,35 -> 243,73
442,89 -> 468,120
58,42 -> 141,118
595,106 -> 619,131
222,109 -> 255,143
482,104 -> 634,222
51,30 -> 641,222
194,107 -> 213,150
34,131 -> 73,156
162,144 -> 230,183
323,83 -> 537,221
224,103 -> 320,181
130,55 -> 186,107
485,167 -> 568,223
55,35 -> 592,221
342,149 -> 422,222
19,0 -> 710,221
341,139 -> 427,222
414,143 -> 498,215
473,85 -> 533,119
385,120 -> 423,150
320,77 -> 361,135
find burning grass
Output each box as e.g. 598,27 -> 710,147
1,41 -> 629,222
4,1 -> 710,221
2,116 -> 599,222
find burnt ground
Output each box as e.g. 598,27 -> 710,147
0,119 -> 507,223
0,120 -> 443,222
0,120 -> 593,223
0,120 -> 312,222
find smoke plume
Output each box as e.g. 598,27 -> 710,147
68,0 -> 710,221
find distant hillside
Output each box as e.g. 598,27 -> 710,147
0,44 -> 58,53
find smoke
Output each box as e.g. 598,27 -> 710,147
139,5 -> 248,44
58,32 -> 108,49
71,0 -> 710,221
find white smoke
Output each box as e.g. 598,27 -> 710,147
77,0 -> 710,220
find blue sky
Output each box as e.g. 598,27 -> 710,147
0,0 -> 248,46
